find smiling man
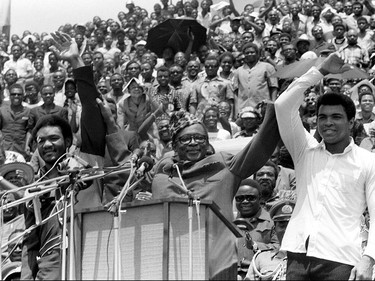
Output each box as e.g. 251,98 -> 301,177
150,105 -> 280,279
275,53 -> 375,279
21,115 -> 73,280
235,178 -> 279,279
0,84 -> 31,159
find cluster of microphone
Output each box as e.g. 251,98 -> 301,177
130,149 -> 154,177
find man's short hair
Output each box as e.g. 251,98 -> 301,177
93,51 -> 104,58
333,23 -> 346,30
280,33 -> 292,41
219,51 -> 235,63
125,60 -> 140,71
241,42 -> 259,54
40,84 -> 55,93
11,44 -> 22,51
352,1 -> 363,8
9,83 -> 24,93
254,160 -> 279,180
157,66 -> 170,75
239,178 -> 262,193
25,50 -> 36,57
316,92 -> 356,120
32,115 -> 73,143
25,80 -> 39,91
357,16 -> 368,23
359,85 -> 374,102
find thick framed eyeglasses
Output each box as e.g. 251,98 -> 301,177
235,195 -> 258,202
178,134 -> 207,145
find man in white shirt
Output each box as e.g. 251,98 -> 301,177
2,44 -> 33,80
275,53 -> 375,279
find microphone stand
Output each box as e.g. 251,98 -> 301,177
0,164 -> 131,281
168,164 -> 196,279
105,160 -> 143,280
61,170 -> 80,281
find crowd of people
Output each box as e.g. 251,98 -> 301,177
0,0 -> 375,279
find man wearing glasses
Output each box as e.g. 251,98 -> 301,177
150,102 -> 280,279
234,178 -> 279,279
0,84 -> 31,160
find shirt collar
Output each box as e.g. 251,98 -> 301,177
203,75 -> 222,82
312,137 -> 355,155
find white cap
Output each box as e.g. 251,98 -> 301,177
135,40 -> 147,47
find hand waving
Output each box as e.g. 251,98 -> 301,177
49,32 -> 79,63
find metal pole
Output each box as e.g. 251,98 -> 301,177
188,198 -> 193,280
61,199 -> 68,280
68,190 -> 75,280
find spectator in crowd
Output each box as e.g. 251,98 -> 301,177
0,84 -> 30,159
245,200 -> 295,280
356,84 -> 375,126
233,43 -> 278,117
339,28 -> 369,68
24,81 -> 42,109
2,44 -> 33,80
105,73 -> 125,104
234,178 -> 280,279
25,84 -> 68,155
193,55 -> 234,118
234,106 -> 261,138
202,105 -> 231,142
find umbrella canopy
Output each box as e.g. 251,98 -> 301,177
275,57 -> 369,80
146,18 -> 207,57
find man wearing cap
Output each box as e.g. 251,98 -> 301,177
125,0 -> 136,21
117,77 -> 152,132
134,40 -> 147,62
245,200 -> 295,280
295,34 -> 317,60
234,107 -> 261,138
0,162 -> 34,263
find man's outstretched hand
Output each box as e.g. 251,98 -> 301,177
49,32 -> 84,69
318,53 -> 352,76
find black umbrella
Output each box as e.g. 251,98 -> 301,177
146,18 -> 207,57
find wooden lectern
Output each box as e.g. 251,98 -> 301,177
74,198 -> 242,280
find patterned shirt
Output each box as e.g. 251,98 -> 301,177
338,44 -> 369,67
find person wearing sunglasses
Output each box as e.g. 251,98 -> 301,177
234,178 -> 279,279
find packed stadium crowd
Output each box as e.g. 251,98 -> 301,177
0,0 -> 375,279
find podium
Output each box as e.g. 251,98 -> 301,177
74,198 -> 242,280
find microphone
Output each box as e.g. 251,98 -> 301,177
136,156 -> 154,177
131,148 -> 144,163
0,176 -> 20,191
163,163 -> 183,178
69,154 -> 92,168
